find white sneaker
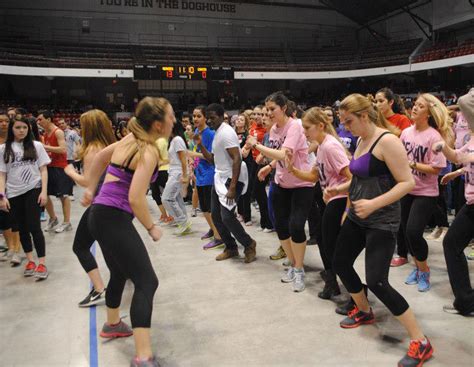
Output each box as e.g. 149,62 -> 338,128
10,252 -> 22,266
293,269 -> 306,292
281,267 -> 295,283
256,227 -> 264,232
263,228 -> 275,233
245,221 -> 253,226
70,196 -> 75,201
0,250 -> 13,262
55,222 -> 73,233
174,221 -> 191,236
45,217 -> 59,232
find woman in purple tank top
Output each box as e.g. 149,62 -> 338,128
64,109 -> 116,308
329,94 -> 434,367
81,97 -> 174,367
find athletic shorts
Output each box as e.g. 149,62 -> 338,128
47,166 -> 73,197
197,185 -> 212,213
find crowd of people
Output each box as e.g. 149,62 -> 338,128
0,86 -> 473,367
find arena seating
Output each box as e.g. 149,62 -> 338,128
2,36 -> 471,72
413,39 -> 474,63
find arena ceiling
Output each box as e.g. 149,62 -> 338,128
229,0 -> 425,25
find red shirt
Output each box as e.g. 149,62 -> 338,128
249,122 -> 266,160
44,128 -> 67,168
388,113 -> 411,131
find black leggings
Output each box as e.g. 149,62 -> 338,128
333,218 -> 409,316
72,207 -> 98,273
308,182 -> 325,243
151,170 -> 168,207
443,204 -> 474,314
400,194 -> 437,262
272,185 -> 314,243
89,204 -> 158,328
320,198 -> 346,271
9,188 -> 45,258
431,177 -> 449,228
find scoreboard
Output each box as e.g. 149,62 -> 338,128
134,65 -> 234,80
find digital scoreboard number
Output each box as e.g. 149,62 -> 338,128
161,65 -> 207,80
134,65 -> 234,80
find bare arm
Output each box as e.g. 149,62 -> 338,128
129,148 -> 159,230
411,162 -> 441,176
177,150 -> 188,180
225,147 -> 242,204
65,146 -> 101,187
187,150 -> 204,159
44,129 -> 67,154
197,140 -> 214,164
288,165 -> 319,183
253,142 -> 287,161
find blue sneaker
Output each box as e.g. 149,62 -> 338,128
405,268 -> 419,285
418,270 -> 431,292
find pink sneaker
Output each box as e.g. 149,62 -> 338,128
390,256 -> 408,267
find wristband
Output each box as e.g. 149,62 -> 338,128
252,143 -> 258,149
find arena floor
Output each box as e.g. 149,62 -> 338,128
1,191 -> 473,367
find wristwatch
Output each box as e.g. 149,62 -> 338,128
409,161 -> 417,169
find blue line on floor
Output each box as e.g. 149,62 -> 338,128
90,242 -> 99,367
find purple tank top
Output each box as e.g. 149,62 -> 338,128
93,163 -> 158,215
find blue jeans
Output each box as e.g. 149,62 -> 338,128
162,172 -> 188,224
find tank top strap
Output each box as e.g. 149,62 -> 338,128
121,147 -> 139,170
368,132 -> 391,153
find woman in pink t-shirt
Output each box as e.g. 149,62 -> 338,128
432,101 -> 474,315
285,107 -> 351,300
400,93 -> 452,292
246,92 -> 313,293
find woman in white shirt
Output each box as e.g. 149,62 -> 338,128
0,118 -> 50,280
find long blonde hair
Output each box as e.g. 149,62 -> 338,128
419,93 -> 454,145
77,109 -> 116,160
339,93 -> 400,136
302,107 -> 349,155
121,97 -> 170,164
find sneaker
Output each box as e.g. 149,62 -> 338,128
79,288 -> 106,308
203,239 -> 224,250
426,226 -> 442,240
307,237 -> 318,246
191,208 -> 197,217
34,264 -> 49,280
245,221 -> 252,226
0,249 -> 13,262
237,214 -> 244,222
159,214 -> 167,223
0,244 -> 8,252
244,240 -> 257,263
269,246 -> 286,260
174,221 -> 192,236
282,258 -> 292,268
335,299 -> 355,316
340,306 -> 375,329
467,251 -> 474,261
391,256 -> 409,267
418,270 -> 431,292
44,217 -> 59,232
201,229 -> 214,240
263,228 -> 275,233
100,320 -> 133,338
435,227 -> 449,242
215,248 -> 239,261
10,252 -> 22,267
256,227 -> 264,232
130,356 -> 160,367
442,304 -> 460,314
163,216 -> 174,224
293,269 -> 305,292
398,338 -> 433,367
55,222 -> 73,233
40,212 -> 47,222
318,271 -> 341,299
405,268 -> 419,285
281,267 -> 296,283
24,261 -> 36,277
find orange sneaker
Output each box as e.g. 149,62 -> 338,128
34,264 -> 49,280
24,261 -> 36,277
398,337 -> 433,367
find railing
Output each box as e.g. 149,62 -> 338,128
138,34 -> 208,48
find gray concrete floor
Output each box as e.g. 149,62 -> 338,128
1,192 -> 473,367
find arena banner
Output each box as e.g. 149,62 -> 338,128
98,0 -> 237,13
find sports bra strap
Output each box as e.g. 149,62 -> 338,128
368,132 -> 391,153
121,147 -> 139,170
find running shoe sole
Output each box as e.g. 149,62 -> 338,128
340,318 -> 375,329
